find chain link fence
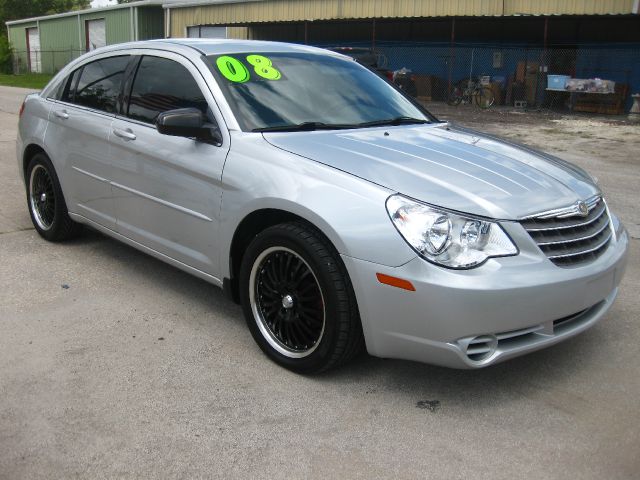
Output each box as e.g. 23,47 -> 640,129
10,43 -> 640,114
11,48 -> 85,76
320,41 -> 640,114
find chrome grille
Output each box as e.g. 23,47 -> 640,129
520,196 -> 612,267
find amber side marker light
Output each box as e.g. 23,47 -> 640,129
376,273 -> 416,291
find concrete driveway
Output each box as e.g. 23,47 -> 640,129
1,85 -> 638,479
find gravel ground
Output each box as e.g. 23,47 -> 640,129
1,87 -> 639,479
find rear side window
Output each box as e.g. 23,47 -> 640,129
127,56 -> 209,124
73,56 -> 130,113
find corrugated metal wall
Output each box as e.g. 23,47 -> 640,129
8,22 -> 37,72
168,0 -> 504,37
504,0 -> 635,16
6,6 -> 164,73
79,8 -> 133,46
39,16 -> 82,73
138,7 -> 165,40
168,0 -> 637,38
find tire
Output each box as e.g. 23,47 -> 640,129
239,222 -> 364,373
26,153 -> 81,242
474,86 -> 495,109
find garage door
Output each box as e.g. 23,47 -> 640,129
26,27 -> 41,73
86,19 -> 106,51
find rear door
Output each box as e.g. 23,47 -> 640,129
109,52 -> 230,276
44,55 -> 132,230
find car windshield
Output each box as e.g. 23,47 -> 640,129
206,51 -> 433,132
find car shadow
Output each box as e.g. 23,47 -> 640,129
69,227 -> 609,410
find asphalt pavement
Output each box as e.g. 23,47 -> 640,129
0,85 -> 638,479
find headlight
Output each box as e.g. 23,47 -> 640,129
386,195 -> 518,269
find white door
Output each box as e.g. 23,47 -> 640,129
86,19 -> 106,51
27,28 -> 41,73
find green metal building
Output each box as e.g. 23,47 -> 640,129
5,0 -> 164,74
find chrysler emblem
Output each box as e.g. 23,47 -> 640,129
575,200 -> 589,217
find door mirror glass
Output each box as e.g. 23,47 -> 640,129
156,108 -> 222,145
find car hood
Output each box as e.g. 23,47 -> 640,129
263,123 -> 599,219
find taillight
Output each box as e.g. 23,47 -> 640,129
19,100 -> 26,117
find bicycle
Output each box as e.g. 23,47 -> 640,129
447,77 -> 496,109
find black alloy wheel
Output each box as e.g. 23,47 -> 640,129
26,153 -> 81,241
239,222 -> 364,373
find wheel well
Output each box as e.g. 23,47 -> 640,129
227,209 -> 325,303
22,144 -> 46,180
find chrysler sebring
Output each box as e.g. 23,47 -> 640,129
17,39 -> 628,372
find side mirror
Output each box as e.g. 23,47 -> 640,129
156,108 -> 222,145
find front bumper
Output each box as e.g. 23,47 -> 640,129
342,222 -> 629,369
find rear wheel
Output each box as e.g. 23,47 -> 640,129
26,153 -> 81,241
239,222 -> 363,373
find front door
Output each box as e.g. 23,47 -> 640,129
109,53 -> 229,276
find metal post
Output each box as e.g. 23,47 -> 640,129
372,18 -> 376,50
540,17 -> 549,107
448,18 -> 456,95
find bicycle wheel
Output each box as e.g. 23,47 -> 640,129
474,86 -> 495,109
447,86 -> 463,106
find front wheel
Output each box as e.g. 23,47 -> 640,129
239,222 -> 363,373
474,86 -> 495,109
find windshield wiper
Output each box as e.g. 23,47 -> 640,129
356,116 -> 430,128
253,117 -> 429,132
253,122 -> 353,132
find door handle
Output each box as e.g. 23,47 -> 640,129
54,110 -> 69,119
113,128 -> 137,141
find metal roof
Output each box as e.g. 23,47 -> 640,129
162,0 -> 640,17
5,0 -> 165,26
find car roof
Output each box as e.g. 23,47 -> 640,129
97,38 -> 342,57
40,39 -> 350,99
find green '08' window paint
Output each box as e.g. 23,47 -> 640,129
216,56 -> 250,83
216,55 -> 282,82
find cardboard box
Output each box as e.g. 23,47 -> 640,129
413,74 -> 433,98
516,61 -> 539,82
526,72 -> 538,104
489,82 -> 503,105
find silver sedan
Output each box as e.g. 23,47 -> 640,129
17,39 -> 628,373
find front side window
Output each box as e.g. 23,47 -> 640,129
206,52 -> 433,131
127,56 -> 209,124
73,56 -> 130,113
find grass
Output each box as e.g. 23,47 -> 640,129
0,73 -> 54,89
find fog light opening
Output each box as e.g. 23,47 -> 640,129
464,335 -> 498,362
